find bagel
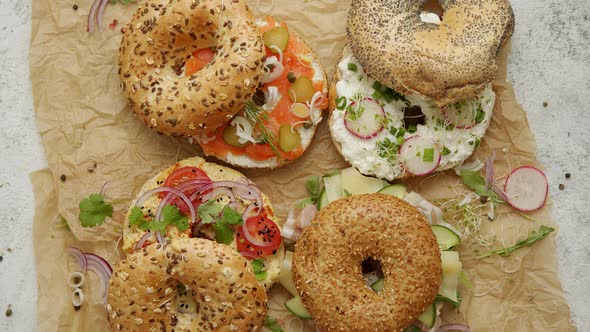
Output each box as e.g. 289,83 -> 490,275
328,45 -> 494,181
118,0 -> 265,137
122,156 -> 283,290
198,16 -> 329,169
107,238 -> 267,331
293,194 -> 441,332
347,0 -> 514,106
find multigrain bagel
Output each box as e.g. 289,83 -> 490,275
118,0 -> 265,137
293,194 -> 442,332
107,238 -> 267,331
347,0 -> 514,106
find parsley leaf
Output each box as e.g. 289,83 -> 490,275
198,200 -> 223,224
251,258 -> 267,281
477,225 -> 555,259
79,194 -> 113,227
264,316 -> 283,332
460,170 -> 490,196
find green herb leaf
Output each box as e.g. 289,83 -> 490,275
442,146 -> 451,155
209,206 -> 244,245
221,206 -> 243,225
161,205 -> 189,235
460,170 -> 489,196
477,225 -> 555,259
423,148 -> 434,162
264,316 -> 284,332
336,96 -> 347,110
79,194 -> 113,227
407,125 -> 417,133
212,222 -> 234,244
347,63 -> 357,72
305,176 -> 322,204
251,258 -> 268,281
343,189 -> 352,197
198,200 -> 223,224
244,101 -> 281,157
475,108 -> 485,124
128,206 -> 145,226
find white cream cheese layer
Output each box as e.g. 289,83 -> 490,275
331,46 -> 494,180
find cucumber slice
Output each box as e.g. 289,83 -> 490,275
438,251 -> 462,302
323,173 -> 343,203
285,296 -> 312,319
377,184 -> 407,198
436,291 -> 462,308
370,278 -> 384,292
340,167 -> 389,196
279,251 -> 298,296
417,303 -> 436,328
431,225 -> 461,250
317,189 -> 329,210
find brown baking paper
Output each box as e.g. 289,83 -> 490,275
30,0 -> 574,330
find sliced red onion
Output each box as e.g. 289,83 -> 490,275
200,186 -> 236,203
241,221 -> 272,248
135,186 -> 196,228
155,231 -> 164,244
85,253 -> 112,304
493,183 -> 511,202
189,181 -> 262,208
239,251 -> 258,260
261,56 -> 284,83
484,152 -> 496,190
85,253 -> 112,273
241,202 -> 260,220
96,0 -> 109,32
134,232 -> 153,250
66,247 -> 87,273
437,324 -> 471,332
281,226 -> 301,242
297,204 -> 317,228
87,0 -> 101,33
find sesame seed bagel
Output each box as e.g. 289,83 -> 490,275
293,194 -> 442,332
118,0 -> 265,137
347,0 -> 514,106
107,238 -> 267,331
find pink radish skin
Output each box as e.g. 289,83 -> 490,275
503,166 -> 548,212
442,106 -> 476,129
399,135 -> 441,176
344,98 -> 385,139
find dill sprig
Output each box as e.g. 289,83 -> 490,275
243,100 -> 281,157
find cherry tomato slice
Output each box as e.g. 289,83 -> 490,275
162,166 -> 211,215
237,214 -> 282,259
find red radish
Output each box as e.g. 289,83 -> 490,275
344,98 -> 385,139
503,166 -> 548,212
399,135 -> 441,176
442,101 -> 480,129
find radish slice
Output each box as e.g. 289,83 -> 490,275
503,166 -> 548,212
344,98 -> 385,139
399,135 -> 441,176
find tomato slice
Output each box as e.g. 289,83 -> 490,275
237,214 -> 282,258
162,166 -> 211,215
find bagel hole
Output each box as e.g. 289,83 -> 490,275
175,283 -> 199,314
421,0 -> 444,19
362,257 -> 384,291
403,106 -> 426,130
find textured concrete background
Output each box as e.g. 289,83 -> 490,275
0,0 -> 588,331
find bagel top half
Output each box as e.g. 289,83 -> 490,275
119,0 -> 265,137
347,0 -> 514,106
198,17 -> 329,169
122,156 -> 283,290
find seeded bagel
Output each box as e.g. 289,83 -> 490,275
107,238 -> 267,331
119,0 -> 265,137
293,194 -> 442,332
347,0 -> 514,106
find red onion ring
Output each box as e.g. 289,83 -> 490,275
200,186 -> 236,203
87,0 -> 101,33
85,253 -> 112,273
155,231 -> 165,244
484,152 -> 496,190
240,220 -> 272,248
241,202 -> 260,221
437,324 -> 471,332
135,186 -> 196,228
96,0 -> 109,32
493,183 -> 511,202
134,232 -> 153,250
66,247 -> 87,273
239,251 -> 258,260
189,180 -> 263,209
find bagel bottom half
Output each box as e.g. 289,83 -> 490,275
108,238 -> 267,331
293,194 -> 442,332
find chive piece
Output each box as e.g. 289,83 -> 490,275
475,109 -> 485,123
423,148 -> 435,162
347,63 -> 358,72
407,125 -> 417,133
442,146 -> 451,155
371,81 -> 382,91
371,90 -> 383,100
336,96 -> 347,110
383,91 -> 395,103
396,128 -> 406,138
287,72 -> 296,83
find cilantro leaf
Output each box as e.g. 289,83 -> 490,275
251,258 -> 267,281
160,205 -> 188,235
264,316 -> 283,332
477,225 -> 555,259
128,206 -> 145,226
79,194 -> 113,227
211,206 -> 244,245
460,170 -> 489,196
198,200 -> 223,224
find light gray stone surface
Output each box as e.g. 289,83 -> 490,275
0,0 -> 588,331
